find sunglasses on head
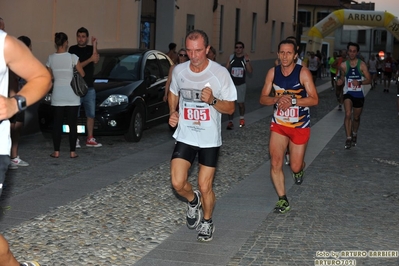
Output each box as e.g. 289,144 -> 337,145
179,53 -> 188,57
235,46 -> 243,49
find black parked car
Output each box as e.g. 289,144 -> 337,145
38,49 -> 173,142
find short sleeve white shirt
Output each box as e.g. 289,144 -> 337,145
46,52 -> 81,106
170,60 -> 237,147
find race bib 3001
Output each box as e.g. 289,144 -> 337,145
274,106 -> 299,123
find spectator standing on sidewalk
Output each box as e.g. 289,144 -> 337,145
163,48 -> 189,102
207,46 -> 217,61
166,42 -> 178,65
8,36 -> 32,169
46,32 -> 84,159
168,29 -> 236,242
68,27 -> 102,148
336,42 -> 371,149
0,27 -> 52,266
259,39 -> 318,214
226,41 -> 253,129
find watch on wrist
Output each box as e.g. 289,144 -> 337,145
12,95 -> 27,112
291,96 -> 297,106
210,97 -> 218,106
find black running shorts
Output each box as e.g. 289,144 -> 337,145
171,141 -> 220,167
343,94 -> 365,108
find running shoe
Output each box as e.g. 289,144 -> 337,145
274,199 -> 290,214
9,156 -> 29,169
345,138 -> 352,149
338,104 -> 342,111
21,261 -> 41,266
226,121 -> 234,130
186,190 -> 203,229
352,134 -> 357,147
197,220 -> 215,242
239,119 -> 245,128
86,137 -> 102,147
293,169 -> 304,185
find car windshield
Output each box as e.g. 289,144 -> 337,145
94,53 -> 141,81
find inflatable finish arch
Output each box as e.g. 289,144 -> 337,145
307,9 -> 399,53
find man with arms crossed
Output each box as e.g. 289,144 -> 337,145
68,27 -> 101,147
0,28 -> 52,266
260,39 -> 318,213
336,42 -> 371,149
168,30 -> 236,241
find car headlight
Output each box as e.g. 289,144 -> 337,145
99,94 -> 129,107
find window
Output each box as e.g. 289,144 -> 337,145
265,0 -> 269,23
235,8 -> 241,43
357,30 -> 366,44
271,20 -> 276,53
298,11 -> 311,27
280,22 -> 285,42
251,13 -> 257,51
144,53 -> 161,80
94,54 -> 140,81
373,29 -> 387,51
186,14 -> 195,35
381,30 -> 387,43
316,12 -> 329,23
219,5 -> 224,52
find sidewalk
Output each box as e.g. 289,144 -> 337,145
1,80 -> 399,265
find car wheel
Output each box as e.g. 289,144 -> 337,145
124,106 -> 144,142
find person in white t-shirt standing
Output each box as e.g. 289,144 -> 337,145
168,29 -> 237,242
